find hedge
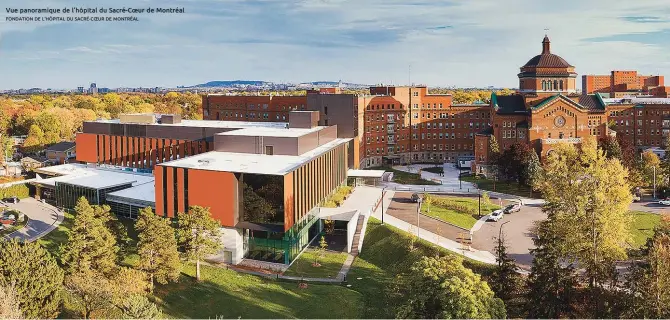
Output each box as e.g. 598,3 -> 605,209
432,198 -> 478,216
0,183 -> 30,199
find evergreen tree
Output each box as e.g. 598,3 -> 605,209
599,136 -> 622,160
93,204 -> 131,260
62,197 -> 118,275
136,207 -> 181,292
119,294 -> 162,319
526,220 -> 577,318
176,206 -> 222,281
525,149 -> 543,197
490,228 -> 520,303
0,239 -> 64,318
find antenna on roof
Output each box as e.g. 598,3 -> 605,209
544,27 -> 549,36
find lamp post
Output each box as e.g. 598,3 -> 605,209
417,196 -> 422,239
459,167 -> 462,189
653,166 -> 657,200
498,221 -> 510,250
478,189 -> 482,218
381,186 -> 387,225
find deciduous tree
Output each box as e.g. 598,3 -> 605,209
526,149 -> 543,197
390,256 -> 506,319
136,207 -> 181,292
176,206 -> 222,281
65,269 -> 114,319
0,239 -> 64,318
539,137 -> 632,313
0,284 -> 22,319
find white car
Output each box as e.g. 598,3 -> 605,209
658,200 -> 670,206
488,209 -> 505,222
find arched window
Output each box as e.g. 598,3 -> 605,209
560,80 -> 564,91
542,80 -> 546,91
554,80 -> 558,91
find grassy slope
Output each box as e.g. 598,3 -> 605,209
283,248 -> 349,278
461,175 -> 538,198
42,211 -> 364,319
367,166 -> 440,185
422,196 -> 500,229
347,218 -> 495,318
629,211 -> 661,248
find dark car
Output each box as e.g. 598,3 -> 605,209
2,196 -> 20,204
503,203 -> 521,214
411,193 -> 421,203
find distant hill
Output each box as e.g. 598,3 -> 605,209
192,80 -> 269,87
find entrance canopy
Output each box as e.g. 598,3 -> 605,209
347,169 -> 385,178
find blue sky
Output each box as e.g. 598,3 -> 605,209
1,0 -> 669,90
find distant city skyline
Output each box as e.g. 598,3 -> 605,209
1,0 -> 669,90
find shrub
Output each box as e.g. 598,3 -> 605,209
0,183 -> 29,199
322,200 -> 337,208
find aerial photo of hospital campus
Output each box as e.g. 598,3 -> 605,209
1,0 -> 669,319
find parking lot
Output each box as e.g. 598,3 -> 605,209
471,202 -> 547,269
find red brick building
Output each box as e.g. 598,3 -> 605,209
582,70 -> 666,97
473,36 -> 670,173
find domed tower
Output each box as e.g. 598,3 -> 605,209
518,35 -> 577,96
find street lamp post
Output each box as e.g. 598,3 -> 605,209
381,186 -> 387,225
653,166 -> 657,200
459,167 -> 462,189
498,221 -> 510,253
478,189 -> 482,218
417,196 -> 422,239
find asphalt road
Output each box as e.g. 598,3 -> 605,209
3,197 -> 62,242
471,202 -> 547,269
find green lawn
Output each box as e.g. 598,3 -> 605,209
283,248 -> 348,279
629,211 -> 661,248
155,263 -> 363,319
346,218 -> 495,318
367,166 -> 440,185
421,196 -> 500,230
461,175 -> 539,198
38,211 -> 74,260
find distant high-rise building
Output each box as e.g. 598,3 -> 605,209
77,87 -> 85,93
89,83 -> 98,94
582,71 -> 666,97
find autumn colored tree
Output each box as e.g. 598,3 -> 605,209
0,239 -> 64,318
23,124 -> 45,153
539,137 -> 633,314
390,256 -> 506,319
0,284 -> 22,319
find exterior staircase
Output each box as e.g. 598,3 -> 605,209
350,215 -> 366,256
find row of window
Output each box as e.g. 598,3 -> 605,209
412,112 -> 489,119
501,130 -> 525,139
215,111 -> 287,121
366,143 -> 474,155
209,103 -> 304,110
366,122 -> 490,132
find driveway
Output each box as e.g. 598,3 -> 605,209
2,197 -> 63,242
629,200 -> 670,214
472,202 -> 547,269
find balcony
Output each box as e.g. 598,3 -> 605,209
387,129 -> 395,134
387,117 -> 395,123
387,137 -> 396,145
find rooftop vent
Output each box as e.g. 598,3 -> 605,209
197,159 -> 211,166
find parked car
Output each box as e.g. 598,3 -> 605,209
503,203 -> 522,214
488,209 -> 505,222
411,193 -> 421,203
658,199 -> 670,206
1,196 -> 19,204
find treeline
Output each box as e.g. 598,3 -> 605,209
427,88 -> 516,104
481,136 -> 670,318
0,92 -> 202,154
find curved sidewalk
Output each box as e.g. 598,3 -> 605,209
3,198 -> 64,242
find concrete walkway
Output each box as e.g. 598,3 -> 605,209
3,198 -> 64,242
369,187 -> 496,264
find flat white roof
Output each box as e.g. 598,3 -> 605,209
33,166 -> 154,190
347,169 -> 385,178
106,182 -> 155,203
35,163 -> 91,176
159,138 -> 351,175
93,118 -> 290,129
217,126 -> 325,138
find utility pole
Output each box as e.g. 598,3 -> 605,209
381,187 -> 387,225
417,196 -> 422,239
478,189 -> 482,218
653,166 -> 657,199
